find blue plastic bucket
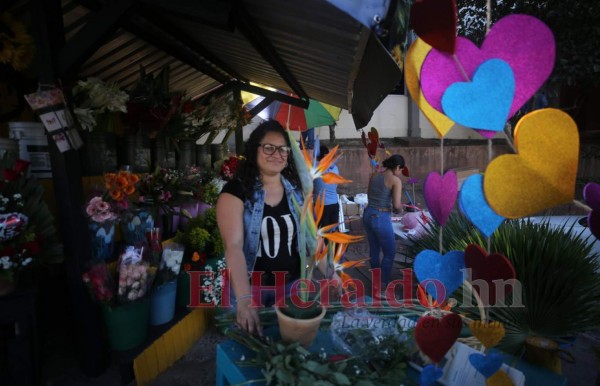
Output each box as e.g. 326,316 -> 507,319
149,280 -> 177,325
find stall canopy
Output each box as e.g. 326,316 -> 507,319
4,0 -> 403,130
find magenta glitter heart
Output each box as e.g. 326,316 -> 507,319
421,14 -> 555,120
423,171 -> 458,226
583,182 -> 600,239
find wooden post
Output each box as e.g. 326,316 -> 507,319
30,0 -> 109,376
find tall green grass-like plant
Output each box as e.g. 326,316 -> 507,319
407,214 -> 600,354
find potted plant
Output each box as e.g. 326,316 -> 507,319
407,213 -> 600,372
275,136 -> 363,347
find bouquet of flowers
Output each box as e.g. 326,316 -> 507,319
124,65 -> 182,138
201,256 -> 227,306
136,167 -> 182,210
117,246 -> 152,303
81,262 -> 115,304
0,157 -> 62,283
175,207 -> 223,258
71,77 -> 129,132
220,155 -> 244,181
154,242 -> 185,286
84,170 -> 140,224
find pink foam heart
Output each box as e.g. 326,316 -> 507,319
583,182 -> 600,239
424,171 -> 457,226
421,14 -> 555,119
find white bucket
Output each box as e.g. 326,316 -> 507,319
8,122 -> 52,178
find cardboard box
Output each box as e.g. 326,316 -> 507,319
342,203 -> 361,217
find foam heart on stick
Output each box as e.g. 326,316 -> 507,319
419,364 -> 444,386
468,320 -> 506,349
415,313 -> 462,363
469,353 -> 503,378
424,170 -> 457,226
465,244 -> 515,306
459,174 -> 505,237
414,249 -> 466,301
487,370 -> 515,386
409,0 -> 457,54
583,182 -> 600,239
421,14 -> 555,119
405,38 -> 455,138
484,108 -> 579,218
442,59 -> 515,132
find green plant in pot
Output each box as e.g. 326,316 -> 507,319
278,135 -> 364,347
407,213 -> 600,370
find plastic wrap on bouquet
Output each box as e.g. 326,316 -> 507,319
121,209 -> 154,246
88,220 -> 116,260
178,201 -> 200,229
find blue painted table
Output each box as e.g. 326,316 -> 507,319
216,330 -> 568,386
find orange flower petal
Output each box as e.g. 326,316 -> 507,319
323,232 -> 363,244
322,172 -> 352,185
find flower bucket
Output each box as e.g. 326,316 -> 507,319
178,202 -> 199,229
149,281 -> 177,326
197,202 -> 212,215
101,299 -> 149,351
176,272 -> 191,308
275,303 -> 326,348
120,209 -> 154,246
88,220 -> 116,261
0,277 -> 17,297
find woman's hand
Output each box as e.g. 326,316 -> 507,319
236,298 -> 262,336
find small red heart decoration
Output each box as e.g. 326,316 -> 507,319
415,313 -> 462,363
409,0 -> 457,54
366,128 -> 379,157
464,244 -> 516,306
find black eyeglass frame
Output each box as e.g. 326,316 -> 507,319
259,143 -> 292,156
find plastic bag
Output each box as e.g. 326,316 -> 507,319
329,308 -> 407,356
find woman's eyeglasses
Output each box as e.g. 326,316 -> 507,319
259,143 -> 291,156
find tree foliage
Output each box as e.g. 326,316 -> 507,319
456,0 -> 600,86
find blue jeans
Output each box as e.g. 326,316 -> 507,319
362,207 -> 395,287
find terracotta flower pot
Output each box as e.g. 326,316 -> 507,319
275,304 -> 326,348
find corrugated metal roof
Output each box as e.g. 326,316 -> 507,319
6,0 -> 402,128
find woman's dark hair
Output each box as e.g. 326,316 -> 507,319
317,145 -> 329,161
382,154 -> 405,170
235,120 -> 302,200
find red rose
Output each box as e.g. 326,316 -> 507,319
23,240 -> 42,255
14,159 -> 31,174
3,168 -> 19,182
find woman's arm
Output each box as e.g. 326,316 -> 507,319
390,175 -> 403,212
216,192 -> 262,335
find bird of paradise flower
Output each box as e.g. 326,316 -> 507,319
287,132 -> 366,301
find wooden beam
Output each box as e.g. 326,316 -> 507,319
57,0 -> 137,77
237,82 -> 309,109
76,0 -> 232,84
248,96 -> 274,117
232,2 -> 309,101
125,15 -> 232,84
139,0 -> 234,30
138,6 -> 247,82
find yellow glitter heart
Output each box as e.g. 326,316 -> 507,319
484,108 -> 579,218
405,38 -> 455,138
468,320 -> 505,349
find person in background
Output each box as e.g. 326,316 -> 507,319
362,154 -> 407,291
313,145 -> 340,229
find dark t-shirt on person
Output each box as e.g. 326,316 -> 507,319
222,179 -> 300,286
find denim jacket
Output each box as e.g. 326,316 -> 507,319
242,175 -> 303,273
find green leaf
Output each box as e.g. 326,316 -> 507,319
332,372 -> 351,385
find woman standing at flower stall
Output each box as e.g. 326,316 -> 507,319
363,154 -> 408,291
216,120 -> 304,335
